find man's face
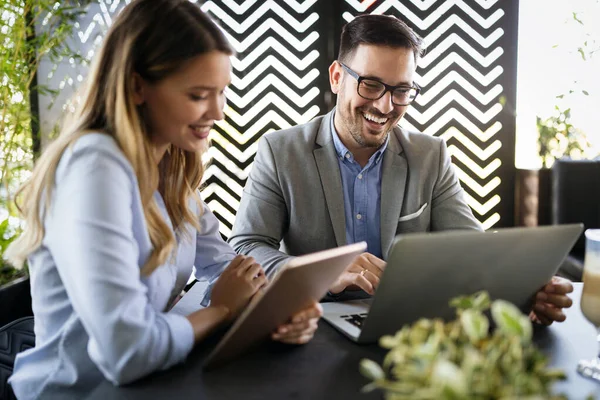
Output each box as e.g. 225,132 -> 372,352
329,44 -> 417,149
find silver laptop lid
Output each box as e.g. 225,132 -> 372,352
358,224 -> 583,343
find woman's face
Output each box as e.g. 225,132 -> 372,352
135,50 -> 231,156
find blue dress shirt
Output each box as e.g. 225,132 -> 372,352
9,134 -> 235,399
330,113 -> 388,258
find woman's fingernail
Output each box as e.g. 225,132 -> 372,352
537,292 -> 548,301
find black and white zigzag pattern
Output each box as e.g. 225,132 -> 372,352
37,0 -> 518,234
343,0 -> 516,229
201,0 -> 324,237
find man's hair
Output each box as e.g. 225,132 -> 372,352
338,14 -> 424,63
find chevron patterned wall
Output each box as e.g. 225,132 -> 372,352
200,0 -> 329,238
339,0 -> 519,230
36,0 -> 518,237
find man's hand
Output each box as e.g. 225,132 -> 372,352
529,276 -> 574,325
272,302 -> 323,344
329,252 -> 386,295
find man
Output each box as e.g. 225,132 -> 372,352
229,14 -> 572,325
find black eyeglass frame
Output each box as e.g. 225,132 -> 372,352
338,62 -> 421,106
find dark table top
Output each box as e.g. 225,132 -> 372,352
88,283 -> 600,399
537,283 -> 600,399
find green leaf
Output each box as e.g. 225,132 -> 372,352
460,309 -> 489,343
0,219 -> 9,235
379,334 -> 398,349
360,382 -> 379,393
450,291 -> 490,312
491,300 -> 533,342
431,359 -> 468,398
472,291 -> 491,310
359,358 -> 385,381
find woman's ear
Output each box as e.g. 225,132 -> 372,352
132,72 -> 145,105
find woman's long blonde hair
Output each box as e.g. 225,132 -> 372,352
5,0 -> 233,275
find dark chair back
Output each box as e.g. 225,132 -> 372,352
552,158 -> 600,259
0,277 -> 33,328
0,317 -> 35,400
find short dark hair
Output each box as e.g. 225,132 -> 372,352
338,14 -> 424,63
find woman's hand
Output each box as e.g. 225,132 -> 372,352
272,301 -> 323,344
210,255 -> 267,320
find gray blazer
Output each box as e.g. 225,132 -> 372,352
228,109 -> 482,276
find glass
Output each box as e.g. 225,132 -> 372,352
578,229 -> 600,381
338,62 -> 420,106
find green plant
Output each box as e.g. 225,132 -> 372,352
1,0 -> 93,286
0,218 -> 25,286
537,106 -> 594,168
1,0 -> 91,216
570,8 -> 599,62
535,4 -> 600,169
359,291 -> 567,399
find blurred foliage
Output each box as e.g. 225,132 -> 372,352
360,291 -> 568,400
537,106 -> 595,168
537,4 -> 600,167
0,217 -> 25,286
1,0 -> 93,284
570,9 -> 600,62
0,0 -> 91,216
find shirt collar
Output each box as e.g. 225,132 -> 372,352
330,110 -> 389,165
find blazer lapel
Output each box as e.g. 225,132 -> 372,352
380,128 -> 407,258
314,110 -> 346,247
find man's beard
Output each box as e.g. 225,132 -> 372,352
347,107 -> 396,148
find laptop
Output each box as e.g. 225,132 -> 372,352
322,224 -> 583,343
203,241 -> 367,369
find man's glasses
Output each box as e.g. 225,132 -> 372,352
339,62 -> 420,106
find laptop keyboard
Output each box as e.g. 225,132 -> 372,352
340,313 -> 368,328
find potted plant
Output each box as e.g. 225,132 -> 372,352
359,292 -> 567,399
515,5 -> 600,228
537,105 -> 595,169
515,101 -> 597,228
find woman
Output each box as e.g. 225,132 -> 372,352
5,0 -> 321,398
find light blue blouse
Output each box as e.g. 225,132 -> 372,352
9,133 -> 236,399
